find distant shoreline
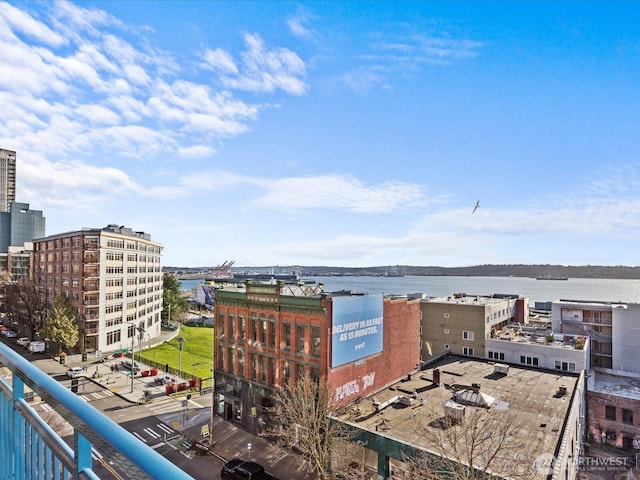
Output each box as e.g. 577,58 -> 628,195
170,264 -> 640,281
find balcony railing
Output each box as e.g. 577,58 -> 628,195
0,343 -> 194,480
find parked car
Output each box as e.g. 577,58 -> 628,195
66,367 -> 85,378
4,330 -> 17,338
16,337 -> 30,346
28,341 -> 45,353
221,459 -> 278,480
122,360 -> 139,370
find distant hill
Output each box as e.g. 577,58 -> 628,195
166,264 -> 640,280
295,264 -> 640,279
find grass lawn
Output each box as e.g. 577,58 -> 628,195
138,325 -> 214,381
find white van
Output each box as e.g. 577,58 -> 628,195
28,341 -> 45,353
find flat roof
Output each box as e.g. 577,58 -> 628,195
591,370 -> 640,401
338,355 -> 579,469
424,294 -> 516,306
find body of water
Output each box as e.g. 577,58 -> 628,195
181,276 -> 640,306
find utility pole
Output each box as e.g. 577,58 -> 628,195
130,323 -> 135,393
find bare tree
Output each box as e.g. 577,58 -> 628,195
1,274 -> 48,338
265,375 -> 353,479
402,406 -> 538,480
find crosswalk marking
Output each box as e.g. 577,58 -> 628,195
150,442 -> 164,450
157,423 -> 174,435
143,427 -> 161,439
133,432 -> 147,443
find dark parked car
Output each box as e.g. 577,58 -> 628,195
221,459 -> 278,480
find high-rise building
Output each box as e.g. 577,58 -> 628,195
33,225 -> 164,353
0,149 -> 16,213
0,202 -> 45,253
0,202 -> 45,279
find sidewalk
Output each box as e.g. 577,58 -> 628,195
56,332 -> 316,480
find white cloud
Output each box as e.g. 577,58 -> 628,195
202,48 -> 238,74
0,2 -> 66,47
251,175 -> 426,213
219,33 -> 308,95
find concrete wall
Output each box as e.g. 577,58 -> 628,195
485,338 -> 588,372
612,303 -> 640,374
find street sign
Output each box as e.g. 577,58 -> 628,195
201,424 -> 209,437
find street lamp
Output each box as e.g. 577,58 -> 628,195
138,325 -> 145,364
129,323 -> 136,393
177,336 -> 186,379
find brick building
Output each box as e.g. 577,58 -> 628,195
587,370 -> 640,449
33,225 -> 163,353
213,281 -> 421,435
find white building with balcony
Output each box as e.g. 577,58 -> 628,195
33,225 -> 163,354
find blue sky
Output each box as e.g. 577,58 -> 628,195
1,1 -> 639,268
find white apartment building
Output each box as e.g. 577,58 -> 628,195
33,225 -> 163,354
552,299 -> 640,373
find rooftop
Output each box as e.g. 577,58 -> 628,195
491,324 -> 587,351
590,369 -> 640,401
338,355 -> 579,473
424,293 -> 518,306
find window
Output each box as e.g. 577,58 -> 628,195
521,356 -> 539,366
268,316 -> 276,348
106,330 -> 121,345
240,315 -> 246,340
488,351 -> 505,361
622,408 -> 633,424
463,330 -> 474,341
283,324 -> 291,351
311,326 -> 321,357
463,347 -> 474,356
605,405 -> 616,420
218,313 -> 225,337
297,326 -> 306,354
554,361 -> 575,372
250,314 -> 258,342
228,314 -> 235,339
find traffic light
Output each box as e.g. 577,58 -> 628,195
71,379 -> 78,393
81,352 -> 87,362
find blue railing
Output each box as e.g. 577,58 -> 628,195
0,343 -> 195,480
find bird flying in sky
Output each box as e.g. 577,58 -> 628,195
473,200 -> 480,213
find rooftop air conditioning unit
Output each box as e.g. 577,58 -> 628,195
494,363 -> 509,375
444,400 -> 465,423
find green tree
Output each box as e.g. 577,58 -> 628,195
163,273 -> 188,323
40,294 -> 79,354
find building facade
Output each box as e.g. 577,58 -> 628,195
587,370 -> 640,450
0,202 -> 46,253
214,281 -> 421,435
552,299 -> 632,371
420,293 -> 526,362
0,149 -> 16,213
33,225 -> 163,353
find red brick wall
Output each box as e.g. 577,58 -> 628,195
328,297 -> 421,405
588,390 -> 640,448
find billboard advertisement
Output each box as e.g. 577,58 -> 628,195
331,295 -> 383,368
202,285 -> 216,308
